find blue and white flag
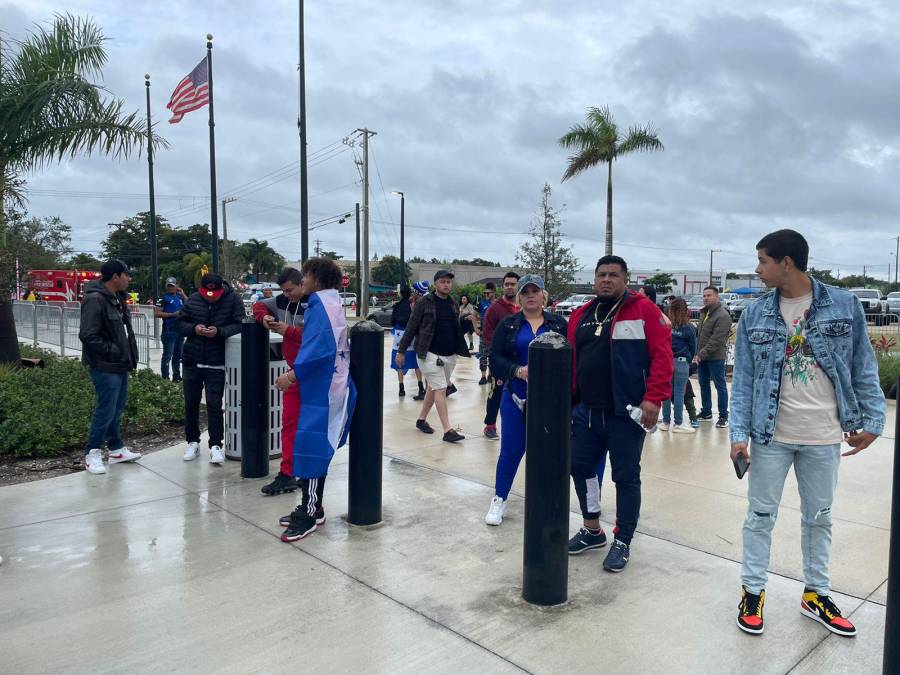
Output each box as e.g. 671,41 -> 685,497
292,289 -> 356,478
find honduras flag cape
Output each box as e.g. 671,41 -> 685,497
292,289 -> 356,478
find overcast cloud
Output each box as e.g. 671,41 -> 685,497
4,0 -> 900,277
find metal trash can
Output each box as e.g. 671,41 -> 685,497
224,332 -> 290,460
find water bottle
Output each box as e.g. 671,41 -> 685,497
626,404 -> 657,433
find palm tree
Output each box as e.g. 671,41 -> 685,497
0,14 -> 165,364
559,106 -> 663,255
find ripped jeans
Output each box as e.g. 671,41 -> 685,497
741,441 -> 841,595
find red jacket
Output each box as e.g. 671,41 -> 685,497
252,299 -> 303,365
568,291 -> 673,412
481,297 -> 520,347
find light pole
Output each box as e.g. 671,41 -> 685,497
391,191 -> 405,288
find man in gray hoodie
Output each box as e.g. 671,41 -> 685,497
693,286 -> 733,428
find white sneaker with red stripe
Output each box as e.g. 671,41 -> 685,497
108,447 -> 141,464
84,449 -> 106,474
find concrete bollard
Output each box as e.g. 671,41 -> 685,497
522,331 -> 572,606
240,318 -> 270,479
348,320 -> 384,526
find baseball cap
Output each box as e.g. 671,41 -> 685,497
200,273 -> 225,300
433,269 -> 454,281
165,277 -> 178,287
516,274 -> 545,294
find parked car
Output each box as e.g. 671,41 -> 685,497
849,288 -> 884,315
366,302 -> 396,328
729,298 -> 751,321
719,292 -> 740,309
554,293 -> 594,317
886,292 -> 900,316
339,292 -> 357,307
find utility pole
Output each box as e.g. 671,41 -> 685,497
895,236 -> 899,285
709,249 -> 721,289
392,190 -> 405,288
355,128 -> 376,316
355,202 -> 361,317
314,239 -> 322,257
298,0 -> 309,262
864,265 -> 867,282
221,197 -> 236,280
144,74 -> 159,303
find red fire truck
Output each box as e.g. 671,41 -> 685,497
27,269 -> 102,302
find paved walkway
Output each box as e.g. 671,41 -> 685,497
0,337 -> 890,673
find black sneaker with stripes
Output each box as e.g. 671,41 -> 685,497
279,507 -> 325,528
281,507 -> 319,542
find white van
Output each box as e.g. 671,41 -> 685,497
339,292 -> 357,307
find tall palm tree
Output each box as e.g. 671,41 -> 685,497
0,14 -> 165,364
559,106 -> 663,255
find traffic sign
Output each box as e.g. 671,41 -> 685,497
341,274 -> 350,288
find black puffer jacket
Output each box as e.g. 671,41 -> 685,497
79,280 -> 139,373
176,285 -> 246,366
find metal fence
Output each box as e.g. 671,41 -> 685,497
13,301 -> 151,367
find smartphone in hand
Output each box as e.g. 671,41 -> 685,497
733,454 -> 750,480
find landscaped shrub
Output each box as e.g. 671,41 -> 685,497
0,356 -> 184,457
876,353 -> 900,398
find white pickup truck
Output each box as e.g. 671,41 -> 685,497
849,288 -> 886,315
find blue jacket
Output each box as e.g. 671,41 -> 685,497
730,277 -> 885,445
490,310 -> 568,387
671,323 -> 697,360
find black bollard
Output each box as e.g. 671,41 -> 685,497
884,375 -> 900,673
522,332 -> 572,606
240,318 -> 270,479
348,320 -> 384,525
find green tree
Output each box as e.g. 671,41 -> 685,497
559,106 -> 663,255
233,238 -> 285,280
2,211 -> 73,294
451,258 -> 500,267
319,250 -> 343,260
183,252 -> 213,291
808,268 -> 842,285
371,254 -> 412,286
63,252 -> 103,269
0,14 -> 164,364
643,272 -> 676,294
515,183 -> 579,299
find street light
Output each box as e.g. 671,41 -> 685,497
391,190 -> 405,288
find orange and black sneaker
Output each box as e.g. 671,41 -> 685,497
737,586 -> 765,635
800,589 -> 857,637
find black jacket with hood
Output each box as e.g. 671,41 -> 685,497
176,284 -> 246,366
79,280 -> 139,373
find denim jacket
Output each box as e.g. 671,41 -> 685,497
730,277 -> 885,445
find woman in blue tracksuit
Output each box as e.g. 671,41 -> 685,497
485,274 -> 567,526
660,297 -> 697,432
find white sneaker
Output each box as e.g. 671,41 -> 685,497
485,496 -> 506,526
183,442 -> 200,461
84,449 -> 106,474
671,425 -> 696,434
657,422 -> 670,432
108,447 -> 141,464
209,445 -> 225,465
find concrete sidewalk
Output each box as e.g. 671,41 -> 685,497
0,341 -> 889,673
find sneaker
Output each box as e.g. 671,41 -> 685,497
698,412 -> 714,422
483,425 -> 499,440
209,445 -> 225,464
261,472 -> 299,496
737,587 -> 766,635
416,419 -> 434,434
484,496 -> 506,526
108,447 -> 141,464
172,376 -> 183,383
672,425 -> 696,434
84,449 -> 106,475
447,383 -> 458,396
603,539 -> 630,572
399,384 -> 406,398
279,507 -> 325,528
716,417 -> 730,428
281,508 -> 319,542
690,419 -> 700,429
567,526 -> 608,555
443,429 -> 464,443
478,376 -> 488,385
800,590 -> 857,636
183,442 -> 200,461
658,422 -> 670,431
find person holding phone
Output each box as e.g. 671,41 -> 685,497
730,230 -> 885,637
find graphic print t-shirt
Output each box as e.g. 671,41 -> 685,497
773,293 -> 843,445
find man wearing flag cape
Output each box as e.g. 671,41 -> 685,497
279,257 -> 357,542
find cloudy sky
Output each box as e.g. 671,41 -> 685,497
4,1 -> 900,278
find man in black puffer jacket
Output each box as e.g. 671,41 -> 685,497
176,273 -> 245,464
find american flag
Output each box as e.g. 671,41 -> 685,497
166,56 -> 209,124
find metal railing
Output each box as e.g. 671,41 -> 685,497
13,301 -> 151,368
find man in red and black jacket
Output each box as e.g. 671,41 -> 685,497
252,268 -> 308,496
567,255 -> 673,573
479,271 -> 520,439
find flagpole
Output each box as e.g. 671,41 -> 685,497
206,34 -> 220,273
298,0 -> 309,262
144,74 -> 159,303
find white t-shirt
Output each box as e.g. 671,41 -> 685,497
773,293 -> 843,445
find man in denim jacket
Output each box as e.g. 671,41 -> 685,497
730,229 -> 885,637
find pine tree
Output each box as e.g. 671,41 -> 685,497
515,184 -> 579,299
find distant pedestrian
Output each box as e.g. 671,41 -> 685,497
477,283 -> 496,384
79,259 -> 141,475
480,272 -> 520,440
458,294 -> 479,351
659,298 -> 697,433
390,284 -> 424,398
155,277 -> 187,382
694,286 -> 733,427
177,273 -> 245,465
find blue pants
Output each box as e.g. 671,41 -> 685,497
570,403 -> 643,545
663,359 -> 691,425
85,369 -> 129,455
494,390 -> 525,499
160,327 -> 184,380
699,359 -> 728,418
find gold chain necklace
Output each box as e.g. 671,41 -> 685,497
593,294 -> 626,337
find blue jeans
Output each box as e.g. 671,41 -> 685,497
160,327 -> 184,380
741,441 -> 841,595
663,359 -> 690,425
699,359 -> 728,418
84,369 -> 129,455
